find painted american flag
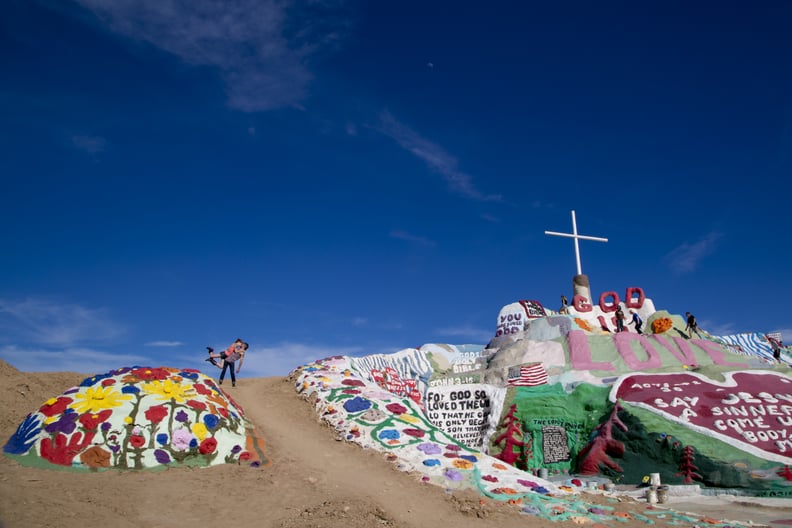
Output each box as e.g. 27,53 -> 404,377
507,363 -> 548,387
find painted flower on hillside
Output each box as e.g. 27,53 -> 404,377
199,437 -> 217,455
44,410 -> 79,435
144,405 -> 168,424
71,386 -> 133,414
142,379 -> 196,403
172,428 -> 194,451
39,396 -> 73,417
127,367 -> 172,382
79,409 -> 113,430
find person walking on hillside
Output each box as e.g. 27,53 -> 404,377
615,306 -> 626,332
628,310 -> 643,334
207,339 -> 248,387
685,312 -> 702,339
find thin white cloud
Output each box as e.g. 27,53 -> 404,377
664,232 -> 723,275
0,298 -> 126,346
145,340 -> 184,347
351,317 -> 368,327
71,134 -> 108,154
73,0 -> 349,112
239,341 -> 366,377
377,111 -> 501,202
390,229 -> 436,248
0,345 -> 146,374
435,325 -> 492,344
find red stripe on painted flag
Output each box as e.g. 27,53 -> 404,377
508,363 -> 548,387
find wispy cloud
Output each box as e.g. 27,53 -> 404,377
242,341 -> 366,377
144,340 -> 184,347
0,298 -> 126,346
390,229 -> 436,247
71,134 -> 108,154
377,111 -> 501,202
0,345 -> 145,374
664,232 -> 723,275
73,0 -> 349,112
434,325 -> 492,344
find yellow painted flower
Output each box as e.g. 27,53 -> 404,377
142,379 -> 196,403
191,422 -> 208,441
400,414 -> 420,424
70,386 -> 133,414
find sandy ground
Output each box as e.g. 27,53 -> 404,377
2,362 -> 792,528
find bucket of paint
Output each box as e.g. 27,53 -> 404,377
649,472 -> 661,486
645,488 -> 658,504
538,468 -> 548,479
656,485 -> 669,504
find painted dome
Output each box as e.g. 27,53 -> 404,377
3,366 -> 267,470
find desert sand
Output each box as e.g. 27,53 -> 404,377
2,361 -> 792,528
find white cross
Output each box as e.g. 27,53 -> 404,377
545,210 -> 608,276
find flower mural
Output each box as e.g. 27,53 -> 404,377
3,367 -> 268,471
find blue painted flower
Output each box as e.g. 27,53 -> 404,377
189,438 -> 198,448
122,385 -> 140,394
3,413 -> 42,455
80,372 -> 113,386
202,414 -> 220,429
154,449 -> 171,464
423,459 -> 441,467
460,455 -> 477,463
378,429 -> 400,440
156,433 -> 169,445
180,370 -> 199,380
343,396 -> 371,413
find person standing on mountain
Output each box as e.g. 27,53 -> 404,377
615,306 -> 626,332
628,310 -> 643,334
685,312 -> 702,338
207,339 -> 248,387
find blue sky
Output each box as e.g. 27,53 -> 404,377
1,1 -> 790,377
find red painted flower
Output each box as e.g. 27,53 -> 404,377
129,367 -> 171,381
342,389 -> 361,395
239,451 -> 251,461
217,407 -> 229,418
144,404 -> 169,423
482,475 -> 499,483
129,435 -> 146,448
403,428 -> 425,438
79,409 -> 113,430
385,403 -> 408,415
39,396 -> 73,417
341,379 -> 365,387
199,437 -> 217,455
187,399 -> 207,411
101,378 -> 117,386
194,383 -> 212,396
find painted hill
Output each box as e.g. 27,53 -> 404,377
290,285 -> 792,499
